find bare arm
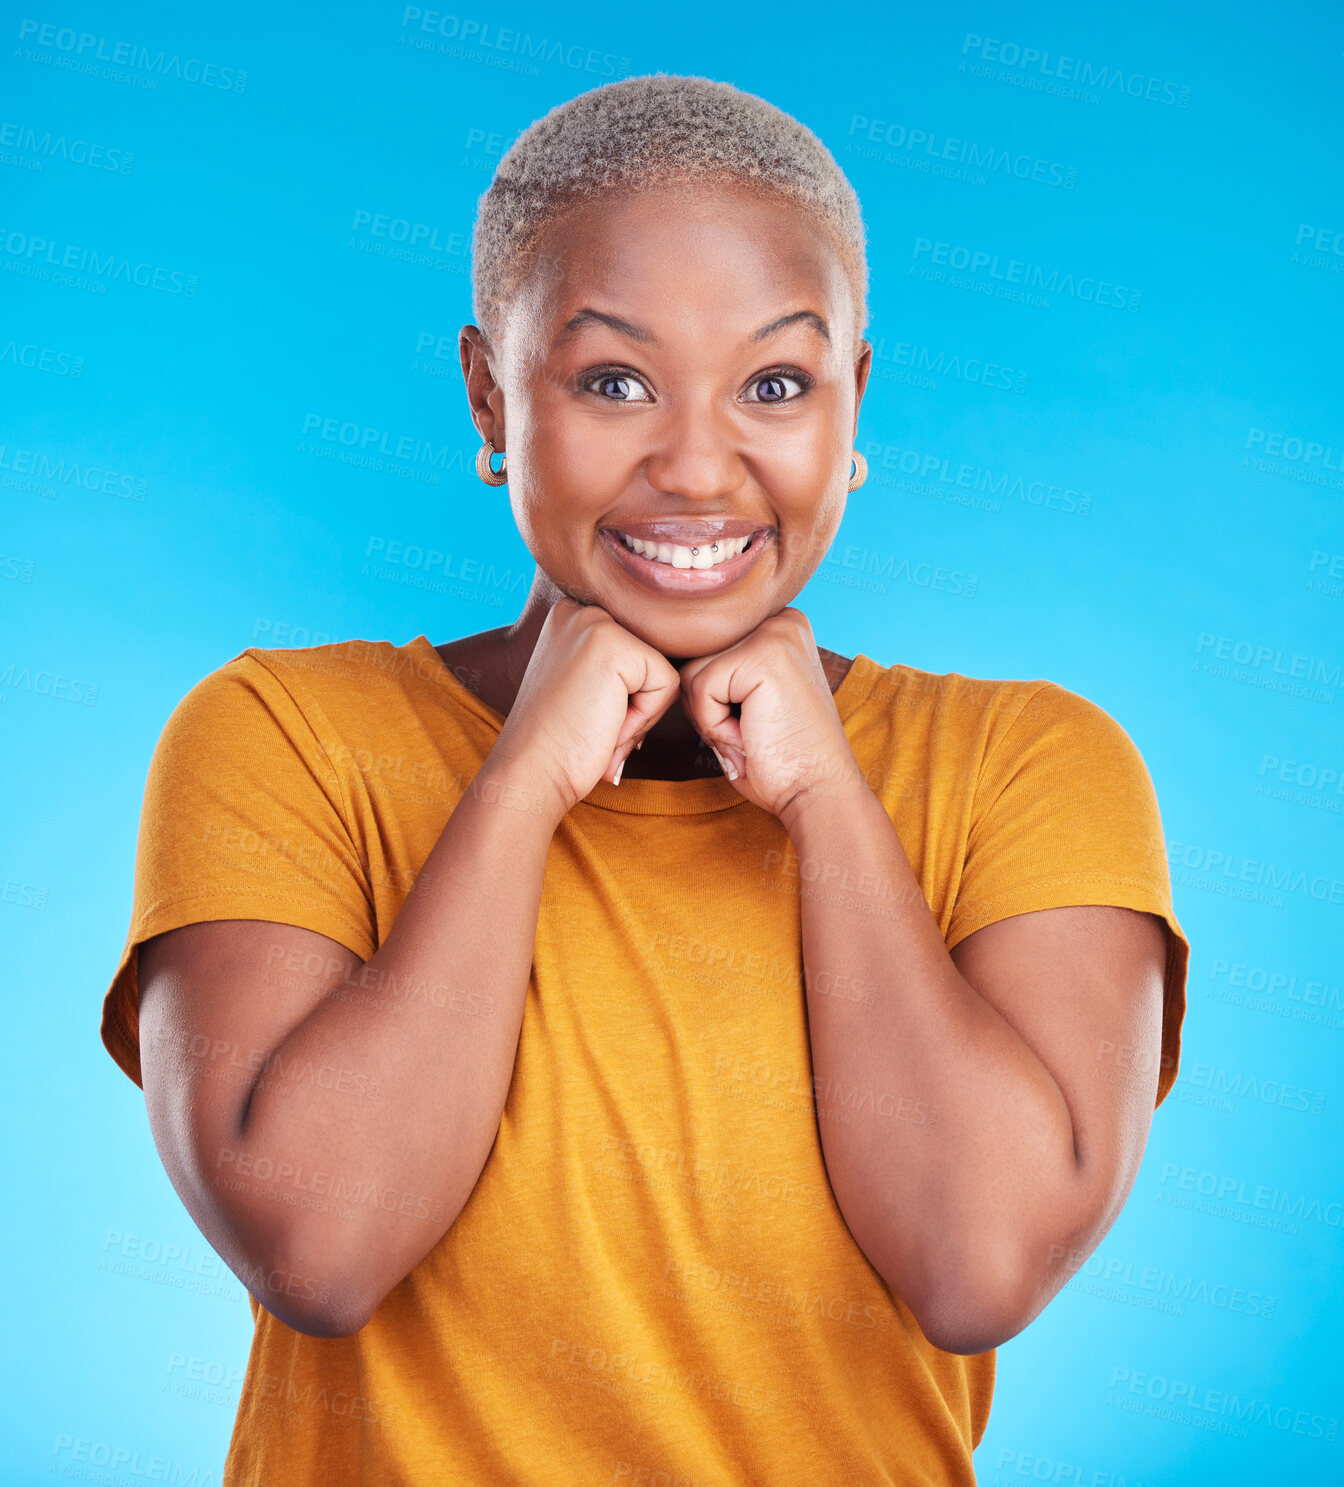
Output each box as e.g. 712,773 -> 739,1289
138,757 -> 566,1338
780,777 -> 1168,1356
137,600 -> 682,1339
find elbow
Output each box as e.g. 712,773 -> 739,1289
273,1294 -> 374,1340
913,1294 -> 1029,1356
247,1232 -> 387,1340
261,1277 -> 386,1340
898,1243 -> 1035,1357
212,1186 -> 469,1339
232,1193 -> 471,1337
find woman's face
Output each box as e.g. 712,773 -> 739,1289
467,178 -> 872,660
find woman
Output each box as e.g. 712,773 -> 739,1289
100,74 -> 1190,1485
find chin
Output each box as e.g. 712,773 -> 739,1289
615,604 -> 762,662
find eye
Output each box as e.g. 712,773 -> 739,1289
742,366 -> 814,404
580,366 -> 653,403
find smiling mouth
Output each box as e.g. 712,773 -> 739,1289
598,523 -> 773,594
611,530 -> 761,570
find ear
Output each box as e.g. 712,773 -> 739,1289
852,338 -> 874,427
459,325 -> 506,449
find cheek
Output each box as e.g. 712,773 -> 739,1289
761,440 -> 845,516
518,410 -> 630,508
777,490 -> 847,570
754,410 -> 844,485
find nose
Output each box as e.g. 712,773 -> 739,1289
641,396 -> 749,505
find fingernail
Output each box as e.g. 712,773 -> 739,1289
710,745 -> 738,782
612,754 -> 625,786
634,737 -> 643,751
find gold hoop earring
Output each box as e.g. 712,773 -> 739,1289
847,450 -> 867,492
476,441 -> 507,486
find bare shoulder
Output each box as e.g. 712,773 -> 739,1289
432,628 -> 502,670
818,646 -> 856,695
431,627 -> 518,717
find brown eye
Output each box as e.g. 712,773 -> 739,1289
581,368 -> 653,402
743,368 -> 811,404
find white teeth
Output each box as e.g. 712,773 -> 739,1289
618,533 -> 753,569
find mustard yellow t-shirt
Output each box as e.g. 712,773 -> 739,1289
99,635 -> 1190,1485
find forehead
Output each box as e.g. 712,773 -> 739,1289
515,180 -> 852,344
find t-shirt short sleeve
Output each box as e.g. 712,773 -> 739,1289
99,651 -> 377,1090
945,681 -> 1189,1108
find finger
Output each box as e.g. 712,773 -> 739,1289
679,658 -> 734,743
614,651 -> 681,751
681,659 -> 749,761
715,714 -> 746,756
708,743 -> 744,783
605,737 -> 637,786
676,652 -> 715,693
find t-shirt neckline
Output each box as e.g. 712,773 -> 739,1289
410,633 -> 880,817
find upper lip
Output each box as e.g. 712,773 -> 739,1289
602,518 -> 772,544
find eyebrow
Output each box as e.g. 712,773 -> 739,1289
552,307 -> 831,349
753,310 -> 831,346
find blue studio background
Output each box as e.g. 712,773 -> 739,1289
3,1 -> 1341,1481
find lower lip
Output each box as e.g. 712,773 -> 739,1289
600,528 -> 773,595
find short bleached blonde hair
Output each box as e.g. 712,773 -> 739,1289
471,72 -> 869,351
